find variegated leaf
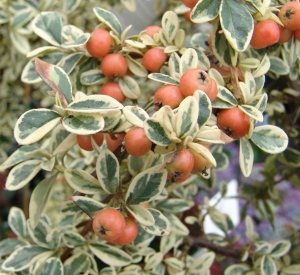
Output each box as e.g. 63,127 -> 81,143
252,55 -> 270,78
188,142 -> 216,167
148,73 -> 179,85
144,118 -> 172,146
1,246 -> 49,272
217,86 -> 238,106
188,252 -> 215,273
93,7 -> 122,35
190,0 -> 221,24
219,0 -> 253,51
123,106 -> 149,128
126,205 -> 155,226
32,12 -> 62,46
35,58 -> 73,106
156,198 -> 194,213
62,113 -> 104,135
180,48 -> 198,75
66,95 -> 123,113
8,207 -> 27,238
163,212 -> 189,236
239,137 -> 254,177
125,165 -> 167,205
251,125 -> 289,154
64,168 -> 102,194
118,75 -> 141,99
161,11 -> 179,44
175,96 -> 199,138
50,124 -> 77,155
270,240 -> 291,258
62,33 -> 90,48
71,196 -> 107,218
193,90 -> 212,127
36,257 -> 63,275
224,263 -> 251,275
261,255 -> 277,275
5,160 -> 41,191
141,208 -> 171,236
89,243 -> 132,266
29,174 -> 58,228
80,69 -> 105,85
239,104 -> 263,122
64,253 -> 90,275
96,149 -> 119,194
60,52 -> 84,74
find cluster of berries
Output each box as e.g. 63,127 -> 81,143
251,2 -> 300,49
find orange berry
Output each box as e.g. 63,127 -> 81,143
125,127 -> 152,156
181,0 -> 198,9
145,26 -> 161,38
92,208 -> 125,242
142,48 -> 167,73
86,29 -> 112,58
278,25 -> 294,43
189,147 -> 212,174
100,82 -> 126,103
110,217 -> 138,245
250,20 -> 280,49
166,148 -> 195,181
106,133 -> 125,152
101,53 -> 128,78
179,68 -> 213,99
77,132 -> 104,151
295,28 -> 300,41
154,85 -> 184,110
217,107 -> 251,139
279,2 -> 300,30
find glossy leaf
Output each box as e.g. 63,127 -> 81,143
175,96 -> 199,138
239,137 -> 254,177
251,125 -> 289,154
224,264 -> 250,275
50,124 -> 77,155
190,0 -> 221,23
8,207 -> 27,238
180,48 -> 198,74
32,12 -> 62,46
148,73 -> 179,85
65,168 -> 102,194
144,118 -> 172,146
62,113 -> 104,135
96,149 -> 120,194
125,165 -> 167,205
80,69 -> 105,85
126,205 -> 155,226
60,52 -> 84,74
15,108 -> 60,145
36,257 -> 63,275
89,243 -> 132,266
270,240 -> 291,258
261,255 -> 277,275
161,11 -> 179,44
5,160 -> 41,191
66,95 -> 123,113
194,90 -> 212,127
35,58 -> 73,106
219,0 -> 253,51
118,75 -> 141,99
93,7 -> 122,35
142,208 -> 171,236
64,253 -> 90,275
1,246 -> 49,272
29,174 -> 58,228
71,196 -> 107,218
0,145 -> 38,172
239,105 -> 263,122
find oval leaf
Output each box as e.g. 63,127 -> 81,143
219,0 -> 253,51
93,7 -> 122,35
239,137 -> 254,177
96,149 -> 120,194
14,109 -> 60,145
6,160 -> 41,191
89,243 -> 132,266
125,165 -> 167,205
251,125 -> 289,154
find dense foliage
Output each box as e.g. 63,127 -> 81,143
0,0 -> 300,274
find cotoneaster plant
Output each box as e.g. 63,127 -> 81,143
0,1 -> 298,275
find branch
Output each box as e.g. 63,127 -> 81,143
191,237 -> 242,259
